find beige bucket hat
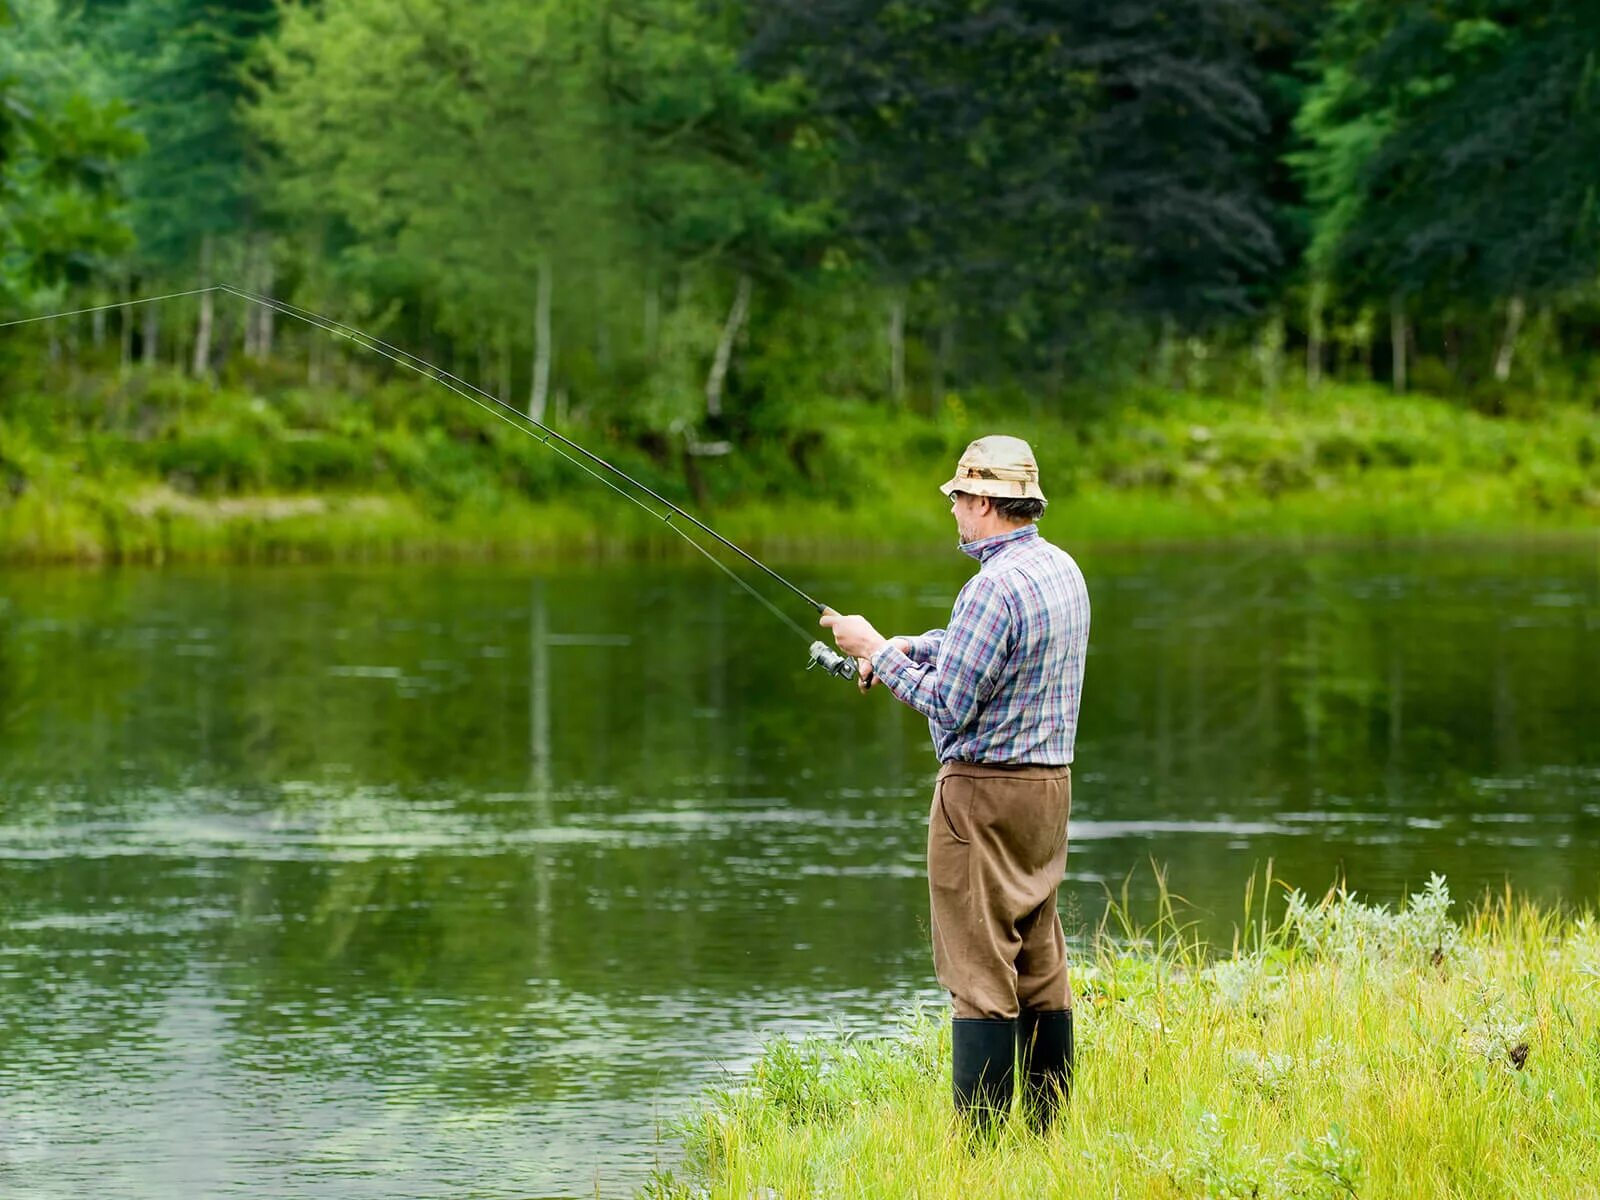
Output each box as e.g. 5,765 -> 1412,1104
939,435 -> 1047,503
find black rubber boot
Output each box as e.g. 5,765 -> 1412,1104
1017,1008 -> 1073,1133
951,1016 -> 1016,1137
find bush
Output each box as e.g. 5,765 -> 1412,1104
149,430 -> 269,493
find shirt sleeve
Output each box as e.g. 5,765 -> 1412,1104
871,578 -> 1015,731
893,629 -> 945,664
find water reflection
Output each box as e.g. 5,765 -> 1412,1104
0,543 -> 1596,1196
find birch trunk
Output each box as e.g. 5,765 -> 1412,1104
498,323 -> 511,402
142,301 -> 159,366
644,280 -> 660,362
529,257 -> 552,422
192,235 -> 214,377
258,243 -> 275,359
92,304 -> 106,351
705,273 -> 751,419
1306,284 -> 1325,389
119,275 -> 133,375
1493,294 -> 1525,383
888,294 -> 906,406
243,238 -> 259,358
1389,294 -> 1407,394
933,320 -> 955,413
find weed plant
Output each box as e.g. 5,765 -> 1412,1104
643,871 -> 1600,1199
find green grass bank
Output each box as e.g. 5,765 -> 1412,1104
1,366 -> 1596,563
644,875 -> 1600,1200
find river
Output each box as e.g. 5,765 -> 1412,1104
1,540 -> 1596,1196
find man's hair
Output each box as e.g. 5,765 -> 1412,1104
992,496 -> 1045,523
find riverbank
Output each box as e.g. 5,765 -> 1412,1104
644,876 -> 1600,1199
1,367 -> 1595,563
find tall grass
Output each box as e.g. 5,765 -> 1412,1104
1,366 -> 1596,562
644,871 -> 1600,1199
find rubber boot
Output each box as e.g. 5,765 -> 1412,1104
951,1016 -> 1016,1137
1017,1008 -> 1073,1133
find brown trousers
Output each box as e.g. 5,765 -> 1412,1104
928,762 -> 1073,1019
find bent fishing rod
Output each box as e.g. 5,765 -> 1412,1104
0,284 -> 861,683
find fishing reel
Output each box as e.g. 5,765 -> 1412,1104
807,640 -> 861,683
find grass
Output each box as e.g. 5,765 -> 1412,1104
0,364 -> 1596,562
643,871 -> 1600,1199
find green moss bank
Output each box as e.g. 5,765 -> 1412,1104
1,369 -> 1595,563
645,876 -> 1600,1200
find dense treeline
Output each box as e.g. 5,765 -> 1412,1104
3,0 -> 1599,446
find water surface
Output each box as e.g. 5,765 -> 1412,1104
1,542 -> 1596,1195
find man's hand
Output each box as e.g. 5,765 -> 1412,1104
819,610 -> 888,661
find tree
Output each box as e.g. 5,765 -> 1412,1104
107,0 -> 278,371
753,0 -> 1282,374
1297,1 -> 1600,382
0,0 -> 139,305
256,0 -> 827,433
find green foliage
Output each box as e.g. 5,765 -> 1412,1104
108,0 -> 277,262
1298,2 -> 1600,311
3,0 -> 1600,509
755,0 -> 1282,350
0,0 -> 139,299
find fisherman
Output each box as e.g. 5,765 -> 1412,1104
820,435 -> 1090,1135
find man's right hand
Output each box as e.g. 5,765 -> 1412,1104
857,638 -> 910,695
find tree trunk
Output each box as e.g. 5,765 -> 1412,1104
1494,294 -> 1525,383
644,280 -> 660,362
595,272 -> 612,372
888,293 -> 906,406
92,302 -> 106,351
705,273 -> 751,419
932,319 -> 952,410
142,300 -> 159,367
529,256 -> 552,422
119,275 -> 133,376
1156,316 -> 1178,388
1389,294 -> 1407,393
498,323 -> 511,402
1257,313 -> 1285,408
192,235 -> 214,377
243,238 -> 259,359
258,241 -> 275,359
1306,283 -> 1325,389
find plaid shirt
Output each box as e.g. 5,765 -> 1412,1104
871,524 -> 1089,765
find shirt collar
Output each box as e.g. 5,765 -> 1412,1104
960,523 -> 1038,564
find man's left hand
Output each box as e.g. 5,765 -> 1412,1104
819,610 -> 888,660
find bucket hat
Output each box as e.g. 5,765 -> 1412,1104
939,435 -> 1047,503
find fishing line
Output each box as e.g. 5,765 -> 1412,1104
215,284 -> 827,615
0,285 -> 222,329
0,284 -> 822,643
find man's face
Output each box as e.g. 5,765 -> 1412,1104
950,491 -> 986,544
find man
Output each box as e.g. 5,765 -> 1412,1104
820,434 -> 1090,1134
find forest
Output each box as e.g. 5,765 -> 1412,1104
1,1 -> 1597,557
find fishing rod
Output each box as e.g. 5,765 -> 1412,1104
0,284 -> 861,684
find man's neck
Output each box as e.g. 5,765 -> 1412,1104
961,521 -> 1036,561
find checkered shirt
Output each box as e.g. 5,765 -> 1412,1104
870,524 -> 1090,765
